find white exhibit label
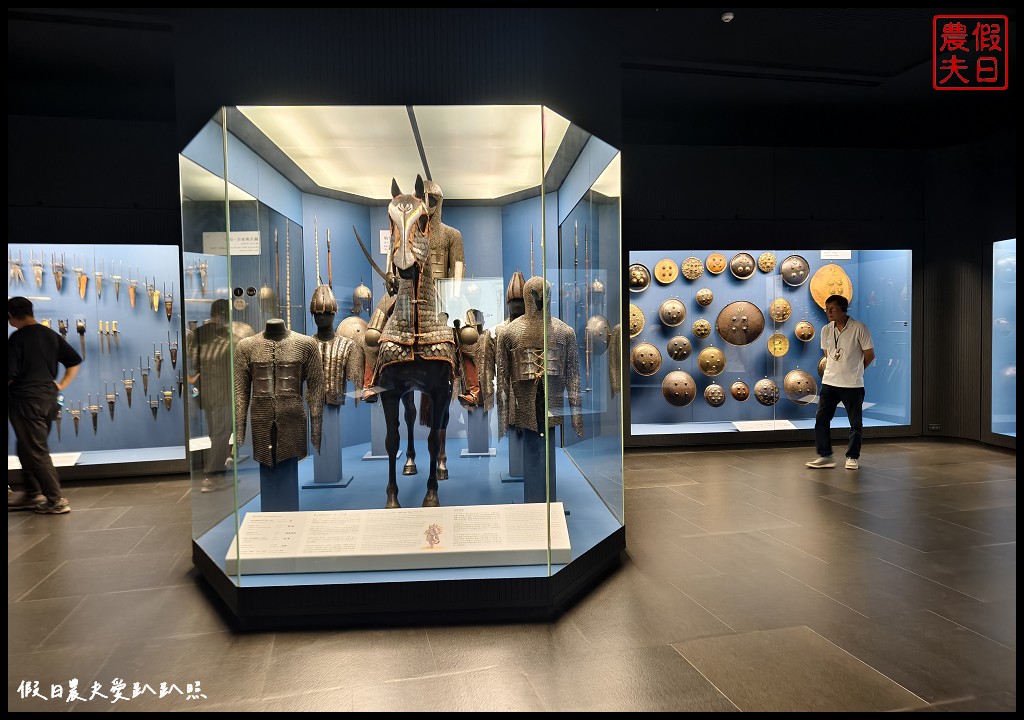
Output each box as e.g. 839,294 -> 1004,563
732,420 -> 797,432
379,230 -> 391,255
9,452 -> 81,470
820,250 -> 852,260
202,231 -> 261,256
225,502 -> 571,575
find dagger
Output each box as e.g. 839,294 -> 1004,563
148,396 -> 159,420
111,260 -> 122,301
55,406 -> 62,442
94,259 -> 104,299
88,395 -> 100,435
140,356 -> 151,396
9,250 -> 25,286
68,404 -> 82,436
169,331 -> 178,368
73,255 -> 87,300
199,258 -> 208,297
30,251 -> 44,288
52,253 -> 65,293
58,318 -> 68,338
122,369 -> 134,408
162,389 -> 173,411
149,278 -> 161,313
76,319 -> 86,359
98,322 -> 106,355
112,321 -> 119,352
154,342 -> 163,378
176,372 -> 183,398
128,267 -> 138,309
105,382 -> 117,421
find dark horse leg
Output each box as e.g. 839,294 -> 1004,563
423,366 -> 452,507
381,392 -> 403,509
436,404 -> 451,481
401,393 -> 417,475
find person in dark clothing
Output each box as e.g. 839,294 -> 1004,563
8,296 -> 82,513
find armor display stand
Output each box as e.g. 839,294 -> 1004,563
501,427 -> 525,483
462,409 -> 496,457
304,405 -> 353,488
363,404 -> 403,461
522,428 -> 556,504
260,457 -> 299,512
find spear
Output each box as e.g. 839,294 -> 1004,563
55,404 -> 62,441
274,227 -> 280,298
285,220 -> 291,329
326,227 -> 333,289
98,322 -> 106,355
314,215 -> 322,284
530,225 -> 535,278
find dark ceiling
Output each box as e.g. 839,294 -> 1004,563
7,7 -> 1017,149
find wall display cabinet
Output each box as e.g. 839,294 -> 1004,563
7,242 -> 186,478
181,105 -> 623,627
991,238 -> 1016,438
626,249 -> 912,441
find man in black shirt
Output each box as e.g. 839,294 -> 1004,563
8,296 -> 82,513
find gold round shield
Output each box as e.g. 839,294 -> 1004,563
654,258 -> 679,284
810,263 -> 854,310
784,369 -> 818,405
706,253 -> 728,274
692,318 -> 712,339
794,320 -> 816,342
758,252 -> 777,273
658,298 -> 687,327
730,252 -> 756,279
780,255 -> 811,287
754,378 -> 781,406
730,380 -> 750,401
818,355 -> 827,378
704,384 -> 726,407
629,303 -> 645,339
680,256 -> 705,281
662,371 -> 697,407
630,342 -> 662,376
666,335 -> 693,361
769,298 -> 792,323
628,263 -> 651,292
715,301 -> 765,346
696,288 -> 714,307
767,332 -> 790,357
697,347 -> 726,376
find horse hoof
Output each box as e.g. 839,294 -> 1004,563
402,462 -> 417,476
385,495 -> 401,509
437,466 -> 448,481
422,491 -> 440,507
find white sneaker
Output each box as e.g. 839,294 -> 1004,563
806,456 -> 836,469
845,458 -> 859,470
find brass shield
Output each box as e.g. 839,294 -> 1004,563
730,252 -> 756,279
784,369 -> 818,405
715,301 -> 765,346
704,384 -> 726,407
706,253 -> 728,274
794,320 -> 816,342
810,263 -> 854,310
628,263 -> 651,292
730,380 -> 750,401
754,378 -> 781,406
680,256 -> 705,281
630,342 -> 662,376
767,332 -> 790,357
696,288 -> 714,307
758,252 -> 777,273
818,355 -> 827,378
769,298 -> 792,323
697,347 -> 726,376
629,303 -> 645,338
659,298 -> 687,327
662,371 -> 697,407
666,335 -> 693,361
692,318 -> 712,339
780,255 -> 811,287
654,258 -> 679,284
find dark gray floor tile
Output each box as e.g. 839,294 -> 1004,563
909,479 -> 1016,511
426,619 -> 593,675
666,501 -> 800,534
745,493 -> 879,527
8,532 -> 49,562
624,467 -> 698,488
8,559 -> 63,602
89,486 -> 190,509
205,687 -> 353,712
8,507 -> 131,536
351,667 -> 545,712
674,625 -> 928,711
974,541 -> 1015,560
9,527 -> 152,565
128,524 -> 193,555
626,538 -> 723,585
881,546 -> 1017,604
763,520 -> 924,566
8,596 -> 86,653
8,647 -> 114,712
21,553 -> 182,600
818,488 -> 963,518
927,506 -> 1016,542
104,503 -> 191,528
526,644 -> 736,711
729,467 -> 862,496
914,692 -> 1017,712
625,486 -> 704,514
927,595 -> 1016,650
624,508 -> 708,543
669,480 -> 785,505
671,528 -> 835,576
842,512 -> 993,552
661,462 -> 766,484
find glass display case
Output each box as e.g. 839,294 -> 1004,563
7,242 -> 187,478
991,238 -> 1015,438
180,105 -> 624,626
626,249 -> 912,440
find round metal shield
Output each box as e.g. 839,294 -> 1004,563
784,369 -> 818,405
697,347 -> 726,376
628,263 -> 651,292
758,252 -> 777,273
810,263 -> 854,310
659,298 -> 687,327
769,298 -> 792,323
730,380 -> 750,401
696,288 -> 714,307
586,315 -> 611,355
818,355 -> 827,378
630,342 -> 662,376
704,384 -> 726,407
666,335 -> 693,361
680,256 -> 705,281
780,255 -> 811,287
337,316 -> 368,343
629,304 -> 646,338
767,332 -> 790,357
754,378 -> 781,406
692,318 -> 712,339
794,320 -> 816,342
662,371 -> 697,407
706,253 -> 728,275
654,258 -> 679,284
715,301 -> 766,346
730,252 -> 756,279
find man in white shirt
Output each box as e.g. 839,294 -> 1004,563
806,294 -> 875,470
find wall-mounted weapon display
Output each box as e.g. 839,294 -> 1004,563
98,321 -> 107,354
66,402 -> 83,437
148,396 -> 159,420
198,258 -> 208,297
163,282 -> 174,322
73,255 -> 88,299
9,250 -> 25,286
128,266 -> 139,309
168,331 -> 178,369
94,258 -> 104,299
111,321 -> 120,351
76,318 -> 87,358
176,372 -> 183,399
148,277 -> 161,313
154,342 -> 163,378
122,369 -> 135,407
51,253 -> 66,293
162,388 -> 174,412
111,260 -> 122,302
41,318 -> 52,329
140,356 -> 151,396
105,383 -> 118,421
30,251 -> 44,288
87,394 -> 101,435
58,318 -> 68,338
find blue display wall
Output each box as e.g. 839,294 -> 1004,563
991,238 -> 1016,437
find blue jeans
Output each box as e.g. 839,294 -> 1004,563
815,384 -> 865,459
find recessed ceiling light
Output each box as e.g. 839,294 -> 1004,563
721,12 -> 734,23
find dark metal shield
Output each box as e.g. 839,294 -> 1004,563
629,303 -> 645,338
730,380 -> 750,401
662,371 -> 697,407
730,252 -> 756,279
754,378 -> 781,406
659,298 -> 687,327
666,335 -> 693,361
780,255 -> 811,287
704,384 -> 726,407
697,347 -> 726,376
628,263 -> 651,292
784,369 -> 818,405
630,342 -> 662,376
706,253 -> 728,274
715,301 -> 765,346
654,258 -> 679,284
696,288 -> 714,307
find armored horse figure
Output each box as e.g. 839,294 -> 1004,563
368,176 -> 457,508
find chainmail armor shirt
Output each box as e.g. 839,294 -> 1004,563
313,333 -> 364,405
234,330 -> 325,466
609,323 -> 622,396
496,277 -> 584,439
465,327 -> 496,410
